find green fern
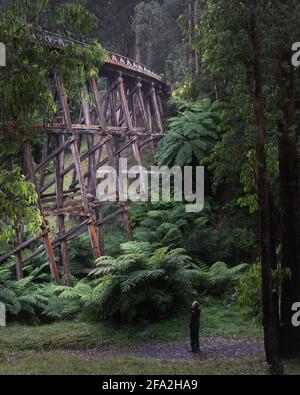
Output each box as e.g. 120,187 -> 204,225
193,261 -> 250,297
156,98 -> 219,167
88,242 -> 195,323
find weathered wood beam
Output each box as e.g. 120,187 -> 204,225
70,137 -> 136,189
118,76 -> 133,129
53,133 -> 71,286
82,84 -> 102,258
1,123 -> 166,135
90,78 -> 106,128
137,81 -> 149,129
36,136 -> 73,173
150,83 -> 163,132
21,208 -> 128,265
39,136 -> 111,194
23,140 -> 60,283
39,134 -> 50,190
0,230 -> 47,264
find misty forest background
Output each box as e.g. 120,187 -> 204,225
1,0 -> 300,375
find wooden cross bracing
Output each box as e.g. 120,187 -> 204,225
0,61 -> 167,285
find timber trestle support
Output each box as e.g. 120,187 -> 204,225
0,33 -> 168,285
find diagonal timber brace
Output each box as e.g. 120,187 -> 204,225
0,62 -> 167,284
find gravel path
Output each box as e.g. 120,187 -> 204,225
59,337 -> 264,361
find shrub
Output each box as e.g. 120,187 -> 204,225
216,202 -> 258,265
156,97 -> 219,167
235,262 -> 262,322
68,234 -> 96,276
87,242 -> 197,323
0,259 -> 51,324
193,261 -> 250,297
0,256 -> 84,323
132,202 -> 218,263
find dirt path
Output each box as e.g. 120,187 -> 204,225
59,337 -> 264,361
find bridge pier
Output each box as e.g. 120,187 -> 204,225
0,35 -> 168,284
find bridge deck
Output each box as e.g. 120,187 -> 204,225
37,29 -> 166,85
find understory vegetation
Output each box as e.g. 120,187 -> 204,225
0,2 -> 264,327
2,0 -> 300,376
0,240 -> 254,325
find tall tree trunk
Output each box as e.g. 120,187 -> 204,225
250,2 -> 282,374
193,1 -> 200,75
277,46 -> 300,357
188,1 -> 194,68
146,43 -> 153,67
269,197 -> 280,341
134,30 -> 141,63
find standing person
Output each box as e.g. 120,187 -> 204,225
189,301 -> 201,353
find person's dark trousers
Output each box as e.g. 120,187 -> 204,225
190,328 -> 200,352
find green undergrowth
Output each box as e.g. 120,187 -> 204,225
0,301 -> 262,355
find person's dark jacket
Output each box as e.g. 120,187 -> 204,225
189,306 -> 200,333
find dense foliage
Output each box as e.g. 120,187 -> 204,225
236,262 -> 262,323
0,240 -> 250,325
0,0 -> 107,247
2,0 -> 300,374
87,242 -> 196,323
0,169 -> 41,245
156,98 -> 219,167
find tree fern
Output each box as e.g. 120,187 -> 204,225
193,261 -> 250,297
132,203 -> 218,262
88,242 -> 196,323
156,98 -> 219,167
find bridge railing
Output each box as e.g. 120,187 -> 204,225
36,27 -> 165,83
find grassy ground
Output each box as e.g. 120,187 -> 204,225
0,301 -> 261,354
0,352 -> 299,375
0,301 -> 299,375
0,354 -> 271,375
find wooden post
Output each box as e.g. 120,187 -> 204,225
105,137 -> 132,235
89,80 -> 110,253
150,83 -> 163,132
81,84 -> 102,258
88,218 -> 101,258
53,76 -> 73,284
90,78 -> 106,128
137,81 -> 149,130
118,75 -> 133,130
39,134 -> 49,191
146,99 -> 153,133
157,87 -> 165,118
71,134 -> 82,187
53,134 -> 71,286
23,140 -> 60,284
107,77 -> 117,126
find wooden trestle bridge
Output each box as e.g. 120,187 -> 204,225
0,30 -> 168,285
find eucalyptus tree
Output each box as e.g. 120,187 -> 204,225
195,0 -> 300,372
267,0 -> 300,358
